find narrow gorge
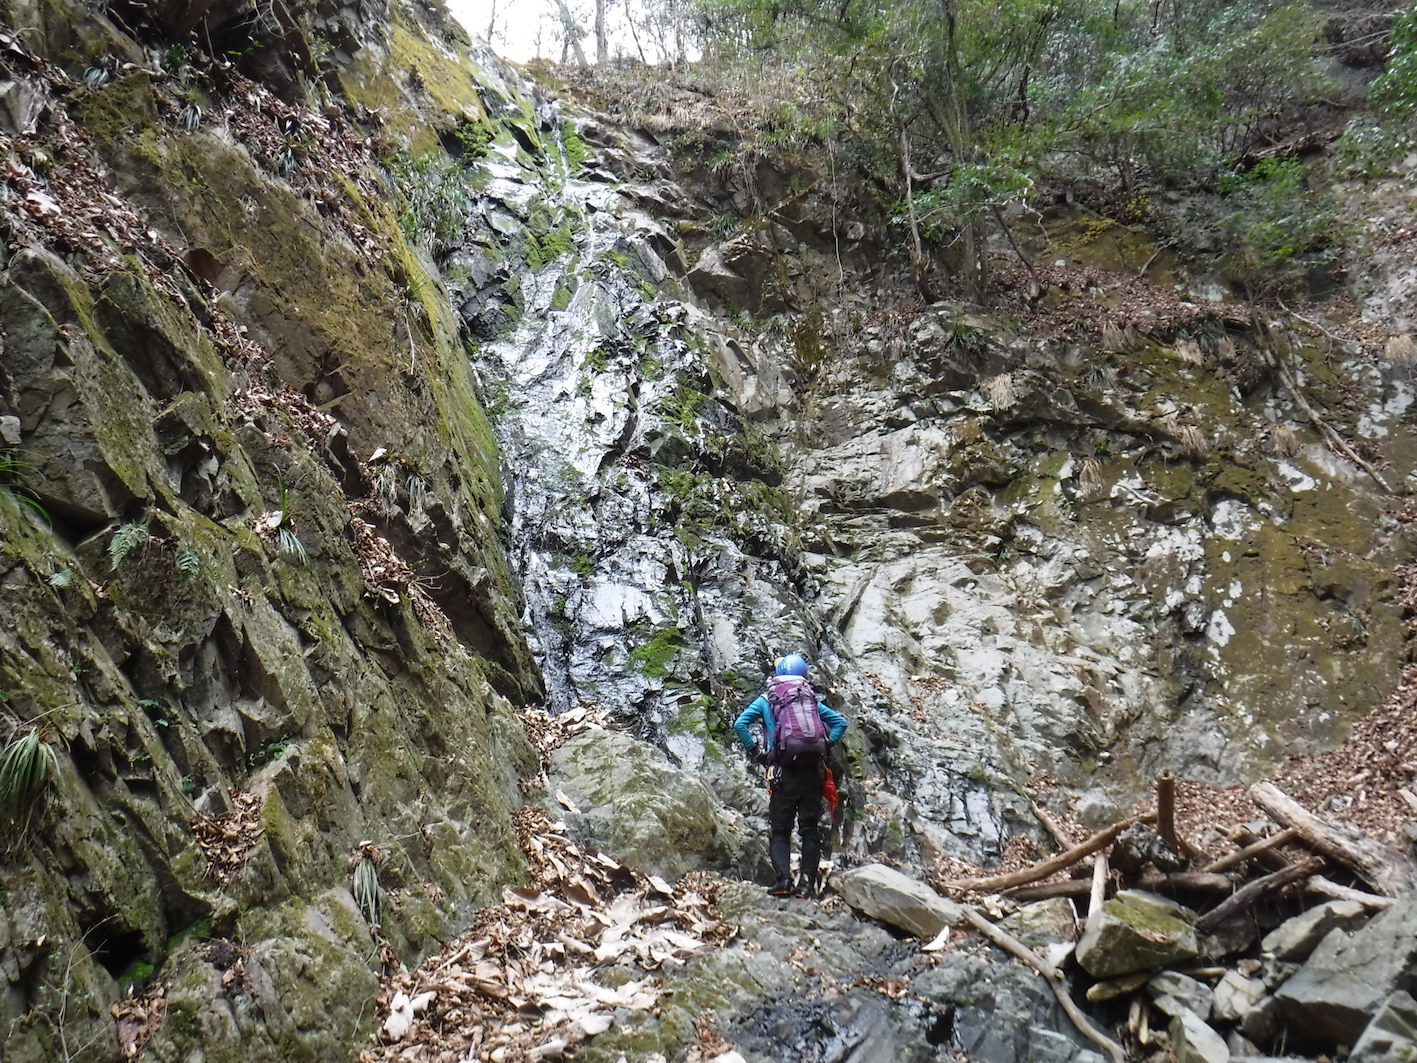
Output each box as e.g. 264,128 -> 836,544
1,1 -> 1416,1061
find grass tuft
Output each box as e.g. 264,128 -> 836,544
0,730 -> 60,820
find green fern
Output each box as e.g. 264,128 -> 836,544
108,521 -> 150,571
175,546 -> 202,585
0,730 -> 60,820
351,856 -> 383,926
48,567 -> 76,590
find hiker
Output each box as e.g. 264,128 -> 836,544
733,653 -> 847,898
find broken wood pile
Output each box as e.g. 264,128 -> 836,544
933,775 -> 1417,1061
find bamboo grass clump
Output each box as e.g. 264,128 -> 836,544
0,729 -> 60,820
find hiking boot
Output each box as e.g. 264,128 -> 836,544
794,874 -> 818,898
768,877 -> 794,897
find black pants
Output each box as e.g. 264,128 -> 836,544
768,762 -> 824,884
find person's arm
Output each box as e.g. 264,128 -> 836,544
734,696 -> 769,752
818,703 -> 848,744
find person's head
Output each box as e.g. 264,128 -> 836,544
774,653 -> 809,678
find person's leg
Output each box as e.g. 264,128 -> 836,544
796,765 -> 825,895
766,784 -> 795,893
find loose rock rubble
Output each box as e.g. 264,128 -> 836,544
914,768 -> 1417,1063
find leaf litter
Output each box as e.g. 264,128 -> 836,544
361,706 -> 736,1063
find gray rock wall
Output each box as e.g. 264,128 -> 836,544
0,3 -> 545,1060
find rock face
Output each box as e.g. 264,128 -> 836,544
1076,890 -> 1200,978
1275,896 -> 1417,1043
0,3 -> 546,1060
460,31 -> 1417,889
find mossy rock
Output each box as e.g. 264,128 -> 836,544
550,731 -> 768,881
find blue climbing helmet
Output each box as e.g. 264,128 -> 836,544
774,653 -> 809,678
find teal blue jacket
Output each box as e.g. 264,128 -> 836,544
734,692 -> 848,753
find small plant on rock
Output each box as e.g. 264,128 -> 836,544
108,521 -> 151,571
175,545 -> 203,586
0,452 -> 49,526
0,729 -> 60,822
349,842 -> 386,929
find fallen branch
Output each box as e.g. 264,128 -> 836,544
1249,782 -> 1416,897
1136,870 -> 1235,893
1194,856 -> 1325,934
1229,827 -> 1297,874
1088,852 -> 1109,923
1201,828 -> 1301,874
1005,880 -> 1091,902
943,814 -> 1152,893
958,907 -> 1126,1063
1156,771 -> 1178,855
1305,875 -> 1396,911
1278,298 -> 1350,346
1031,802 -> 1076,851
1252,314 -> 1392,493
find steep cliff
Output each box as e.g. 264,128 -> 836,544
0,2 -> 548,1059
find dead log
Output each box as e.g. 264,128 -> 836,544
1249,782 -> 1417,897
1150,769 -> 1203,860
1136,870 -> 1236,893
1194,856 -> 1325,934
1088,852 -> 1109,922
1305,874 -> 1396,911
1004,880 -> 1092,902
943,814 -> 1152,893
956,906 -> 1126,1063
1156,771 -> 1178,853
1201,828 -> 1301,874
1031,802 -> 1076,850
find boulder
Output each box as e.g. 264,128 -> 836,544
1349,990 -> 1417,1063
1076,890 -> 1200,979
999,897 -> 1078,949
1170,1007 -> 1230,1063
1275,895 -> 1417,1044
1260,900 -> 1367,962
1240,994 -> 1283,1043
1212,971 -> 1267,1024
835,864 -> 967,938
1149,970 -> 1214,1020
549,731 -> 767,881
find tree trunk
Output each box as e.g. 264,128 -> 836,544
555,0 -> 589,65
595,0 -> 608,64
933,0 -> 986,301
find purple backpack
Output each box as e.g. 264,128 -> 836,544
766,676 -> 828,766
